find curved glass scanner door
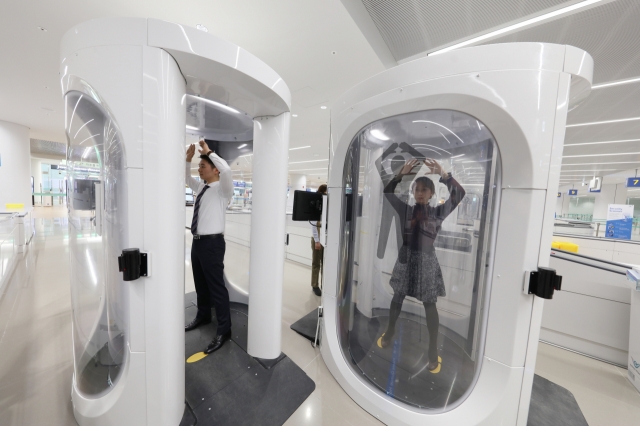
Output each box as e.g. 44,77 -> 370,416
66,88 -> 129,397
337,110 -> 500,411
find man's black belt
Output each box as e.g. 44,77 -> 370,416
193,233 -> 223,240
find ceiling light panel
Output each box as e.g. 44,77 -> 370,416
592,76 -> 640,89
565,120 -> 640,145
566,117 -> 640,128
359,0 -> 586,62
483,0 -> 640,84
565,139 -> 640,147
430,0 -> 605,56
566,81 -> 640,125
563,152 -> 640,158
561,161 -> 640,166
560,169 -> 617,172
288,159 -> 329,164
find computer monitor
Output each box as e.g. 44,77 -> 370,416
292,190 -> 323,221
72,179 -> 97,210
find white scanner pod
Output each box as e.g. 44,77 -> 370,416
62,18 -> 291,426
321,43 -> 592,425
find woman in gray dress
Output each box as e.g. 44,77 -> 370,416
378,158 -> 465,372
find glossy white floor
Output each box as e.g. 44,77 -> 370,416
0,207 -> 639,425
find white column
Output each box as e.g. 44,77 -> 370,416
0,120 -> 31,210
286,173 -> 306,212
31,158 -> 42,205
247,112 -> 290,359
614,184 -> 628,204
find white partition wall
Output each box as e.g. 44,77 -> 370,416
0,120 -> 31,210
320,43 -> 593,426
61,18 -> 291,426
287,173 -> 306,212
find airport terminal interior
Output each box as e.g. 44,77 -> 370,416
2,1 -> 640,426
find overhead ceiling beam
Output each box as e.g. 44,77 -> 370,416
340,0 -> 397,68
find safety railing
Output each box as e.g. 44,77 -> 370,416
554,217 -> 640,242
0,213 -> 19,289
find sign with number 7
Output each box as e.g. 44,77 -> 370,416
627,177 -> 640,188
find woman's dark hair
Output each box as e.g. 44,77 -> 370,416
317,184 -> 328,194
410,176 -> 435,230
411,176 -> 435,194
199,154 -> 216,169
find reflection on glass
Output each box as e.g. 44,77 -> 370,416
337,110 -> 500,411
65,87 -> 128,397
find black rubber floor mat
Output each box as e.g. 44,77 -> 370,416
528,374 -> 588,426
182,292 -> 315,426
185,337 -> 259,411
179,404 -> 197,426
191,357 -> 315,426
290,309 -> 320,343
229,303 -> 249,352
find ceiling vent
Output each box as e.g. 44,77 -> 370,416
357,0 -> 582,61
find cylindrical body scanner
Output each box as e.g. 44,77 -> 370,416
321,43 -> 592,425
61,18 -> 291,426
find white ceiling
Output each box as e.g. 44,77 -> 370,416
0,0 -> 385,182
470,0 -> 640,186
3,0 -> 640,186
347,0 -> 640,185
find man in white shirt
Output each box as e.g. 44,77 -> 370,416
184,140 -> 235,354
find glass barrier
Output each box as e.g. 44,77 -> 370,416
554,218 -> 640,241
337,110 -> 500,411
66,88 -> 128,397
0,214 -> 17,287
230,181 -> 252,212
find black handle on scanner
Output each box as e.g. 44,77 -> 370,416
118,248 -> 148,281
528,267 -> 562,299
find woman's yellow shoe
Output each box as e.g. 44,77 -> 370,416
428,356 -> 442,374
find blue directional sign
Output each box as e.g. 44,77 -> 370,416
627,177 -> 640,188
557,192 -> 561,198
568,189 -> 578,196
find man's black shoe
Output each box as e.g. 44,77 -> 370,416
313,287 -> 322,296
185,317 -> 211,331
205,331 -> 231,354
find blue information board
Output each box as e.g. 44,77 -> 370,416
606,204 -> 635,240
627,177 -> 640,188
568,189 -> 578,196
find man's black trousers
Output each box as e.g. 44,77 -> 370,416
191,237 -> 231,336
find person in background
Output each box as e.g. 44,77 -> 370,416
184,139 -> 235,355
310,184 -> 328,296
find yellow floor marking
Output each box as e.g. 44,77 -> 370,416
186,352 -> 208,363
429,356 -> 442,374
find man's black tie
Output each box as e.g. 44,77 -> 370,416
191,185 -> 209,235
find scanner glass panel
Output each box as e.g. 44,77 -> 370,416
66,89 -> 129,397
336,110 -> 500,411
